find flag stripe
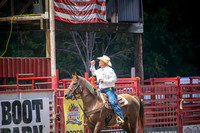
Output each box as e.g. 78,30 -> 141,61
54,0 -> 107,23
54,0 -> 106,6
55,16 -> 107,23
54,6 -> 106,16
54,2 -> 106,12
55,10 -> 106,21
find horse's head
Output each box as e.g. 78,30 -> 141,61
65,73 -> 82,99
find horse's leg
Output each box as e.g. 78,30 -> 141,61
128,116 -> 138,133
89,129 -> 93,133
93,121 -> 104,133
127,95 -> 140,133
121,117 -> 131,133
87,124 -> 95,133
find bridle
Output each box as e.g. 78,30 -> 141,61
68,79 -> 81,96
68,79 -> 90,100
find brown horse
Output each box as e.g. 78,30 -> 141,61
64,74 -> 145,133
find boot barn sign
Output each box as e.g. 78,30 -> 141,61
0,98 -> 50,133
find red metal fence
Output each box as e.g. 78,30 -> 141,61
0,73 -> 200,133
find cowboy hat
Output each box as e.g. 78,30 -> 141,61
97,55 -> 112,66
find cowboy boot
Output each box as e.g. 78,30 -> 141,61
116,116 -> 124,125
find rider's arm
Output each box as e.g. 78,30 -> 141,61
90,65 -> 97,76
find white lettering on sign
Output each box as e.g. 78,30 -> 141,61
0,98 -> 50,133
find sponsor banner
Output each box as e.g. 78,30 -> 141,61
63,90 -> 84,133
0,98 -> 50,133
183,125 -> 200,133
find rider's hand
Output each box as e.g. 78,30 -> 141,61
100,79 -> 104,83
91,60 -> 95,66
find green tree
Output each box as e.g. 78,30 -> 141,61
143,0 -> 199,78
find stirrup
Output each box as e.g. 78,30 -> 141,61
116,116 -> 124,125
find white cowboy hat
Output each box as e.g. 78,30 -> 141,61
97,55 -> 112,66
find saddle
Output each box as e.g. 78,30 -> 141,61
100,93 -> 128,109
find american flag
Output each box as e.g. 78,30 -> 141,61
54,0 -> 107,24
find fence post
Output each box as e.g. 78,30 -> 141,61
136,77 -> 140,133
55,69 -> 59,133
177,76 -> 182,133
176,76 -> 182,133
84,72 -> 88,80
32,79 -> 34,90
136,77 -> 141,98
56,69 -> 59,89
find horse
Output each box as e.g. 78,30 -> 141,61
64,74 -> 145,133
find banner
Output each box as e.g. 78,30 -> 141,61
0,98 -> 50,133
63,90 -> 84,133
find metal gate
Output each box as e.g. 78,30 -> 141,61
140,77 -> 180,133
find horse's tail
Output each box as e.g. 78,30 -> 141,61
139,98 -> 145,131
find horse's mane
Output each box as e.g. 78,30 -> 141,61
78,76 -> 100,98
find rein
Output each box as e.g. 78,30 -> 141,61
74,94 -> 105,119
71,79 -> 105,119
73,94 -> 89,119
81,92 -> 91,100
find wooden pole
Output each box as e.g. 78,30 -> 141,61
0,15 -> 44,22
45,0 -> 50,58
46,29 -> 51,58
49,0 -> 56,91
49,0 -> 56,77
133,33 -> 144,80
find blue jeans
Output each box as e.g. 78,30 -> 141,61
102,88 -> 124,119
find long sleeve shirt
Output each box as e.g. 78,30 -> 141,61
90,65 -> 117,89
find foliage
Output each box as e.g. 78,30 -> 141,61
142,0 -> 199,79
0,31 -> 46,57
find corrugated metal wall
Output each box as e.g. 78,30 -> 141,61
0,58 -> 51,78
118,0 -> 143,22
106,0 -> 143,22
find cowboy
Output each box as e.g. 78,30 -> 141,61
90,55 -> 124,125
